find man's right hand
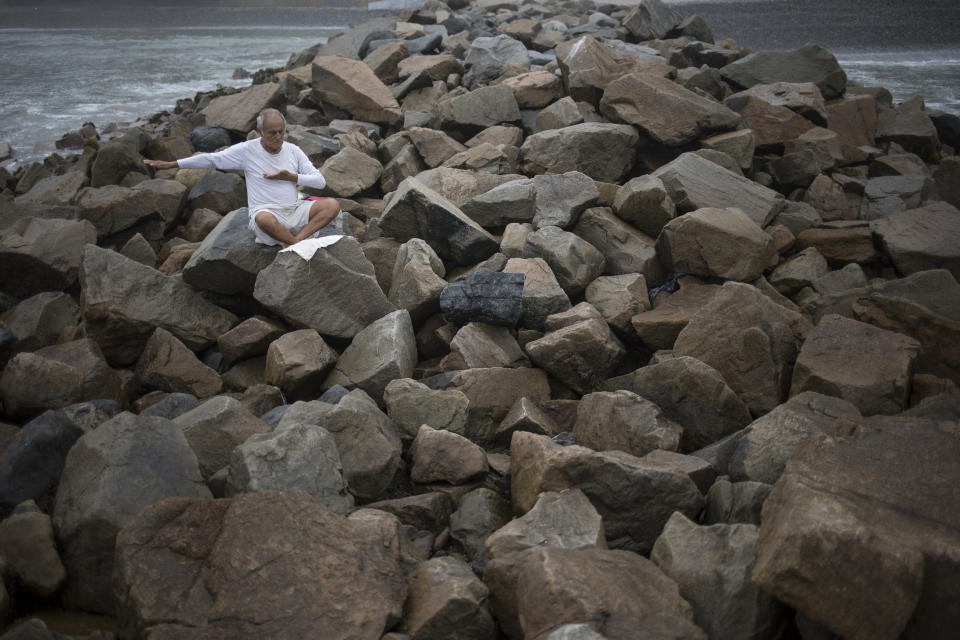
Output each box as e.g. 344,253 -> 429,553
144,159 -> 178,170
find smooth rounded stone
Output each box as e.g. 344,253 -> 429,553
462,34 -> 530,88
728,391 -> 862,485
574,390 -> 681,457
188,125 -> 231,152
753,415 -> 960,640
263,329 -> 338,402
602,355 -> 752,453
461,178 -> 535,229
403,556 -> 497,640
769,246 -> 830,297
135,327 -> 222,399
173,395 -> 271,481
531,171 -> 599,230
382,378 -> 469,440
870,201 -> 960,282
652,152 -> 784,227
311,56 -> 401,125
380,177 -> 500,266
410,425 -> 488,486
139,392 -> 200,420
276,390 -> 402,502
703,478 -> 772,526
388,238 -> 447,324
599,72 -> 739,147
227,421 -> 353,514
522,225 -> 604,298
366,491 -> 455,535
53,412 -> 211,613
433,85 -> 522,137
584,273 -> 649,336
114,491 -> 405,640
0,500 -> 66,597
450,487 -> 512,559
651,512 -> 789,640
0,292 -> 79,353
501,69 -> 564,109
509,431 -> 704,553
502,257 -> 571,331
439,269 -> 525,327
217,315 -> 286,366
0,217 -> 97,299
485,488 -> 606,564
674,282 -> 800,417
612,174 -> 676,238
483,546 -> 705,640
254,236 -> 396,340
0,339 -> 124,421
520,122 -> 638,183
420,367 -> 551,444
324,309 -> 417,405
719,43 -> 846,100
80,244 -> 238,367
526,312 -> 625,395
790,314 -> 921,416
657,207 -> 777,283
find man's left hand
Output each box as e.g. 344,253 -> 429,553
264,170 -> 298,182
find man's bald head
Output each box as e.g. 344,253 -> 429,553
256,108 -> 286,131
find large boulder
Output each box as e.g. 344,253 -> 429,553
613,174 -> 676,238
631,277 -> 721,351
621,0 -> 683,41
555,36 -> 672,105
52,412 -> 212,613
135,327 -> 222,399
574,208 -> 665,284
573,390 -> 682,457
0,217 -> 97,299
652,152 -> 785,227
876,96 -> 940,160
173,396 -> 271,481
203,82 -> 283,133
382,378 -> 470,440
0,500 -> 67,598
187,171 -> 246,214
789,314 -> 920,415
253,236 -> 396,339
320,146 -> 383,198
719,43 -> 847,100
657,207 -> 777,282
80,244 -> 238,366
263,328 -> 338,402
439,269 -> 525,327
752,415 -> 960,640
520,123 -> 638,183
114,491 -> 406,639
312,56 -> 402,126
600,72 -> 739,146
674,282 -> 800,416
413,167 -> 526,207
870,201 -> 960,282
463,34 -> 530,88
388,238 -> 447,324
324,309 -> 417,404
433,85 -> 522,137
379,177 -> 499,266
447,322 -> 529,369
503,257 -> 571,331
522,226 -> 605,297
403,556 -> 497,640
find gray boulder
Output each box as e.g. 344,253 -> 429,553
382,377 -> 470,440
403,556 -> 497,640
621,0 -> 683,41
463,34 -> 531,88
433,85 -> 522,137
410,424 -> 488,485
461,178 -> 536,229
0,292 -> 79,353
573,390 -> 682,457
0,500 -> 66,598
870,201 -> 960,281
173,396 -> 271,481
0,217 -> 97,299
574,208 -> 665,285
613,174 -> 676,238
522,226 -> 605,297
502,257 -> 571,331
520,123 -> 638,183
388,238 -> 447,324
440,269 -> 525,327
531,172 -> 599,230
263,329 -> 338,402
719,43 -> 847,100
187,171 -> 246,213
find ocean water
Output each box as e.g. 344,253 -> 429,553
0,1 -> 958,168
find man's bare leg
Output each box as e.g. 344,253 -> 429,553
254,210 -> 298,247
292,198 -> 340,243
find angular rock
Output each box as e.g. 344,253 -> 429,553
13,170 -> 88,207
319,146 -> 383,198
602,355 -> 753,452
81,244 -> 237,366
613,174 -> 676,238
203,82 -> 282,133
700,129 -> 756,171
388,238 -> 447,324
531,171 -> 598,230
403,556 -> 497,640
173,396 -> 271,480
876,96 -> 940,160
555,36 -> 673,106
53,412 -> 211,613
674,282 -> 800,416
502,257 -> 571,330
0,500 -> 66,597
312,55 -> 402,126
522,226 -> 604,297
463,34 -> 530,88
501,69 -> 564,109
652,152 -> 784,227
703,478 -> 772,526
324,309 -> 417,404
450,487 -> 512,560
217,315 -> 286,365
870,201 -> 960,281
794,225 -> 877,264
410,424 -> 488,485
254,236 -> 395,339
600,72 -> 739,146
719,43 -> 847,100
790,314 -> 920,415
413,167 -> 526,207
631,277 -> 720,351
657,207 -> 777,282
439,269 -> 525,327
365,491 -> 454,536
380,177 -> 499,266
583,273 -> 650,336
728,81 -> 828,125
397,53 -> 462,81
574,390 -> 681,457
0,291 -> 79,353
651,512 -> 788,640
448,322 -> 529,369
526,309 -> 625,394
114,491 -> 405,639
621,0 -> 683,41
135,327 -> 222,399
433,85 -> 522,137
461,178 -> 535,229
725,95 -> 816,149
263,329 -> 338,402
228,421 -> 353,514
520,122 -> 638,183
0,217 -> 97,299
382,377 -> 470,440
407,126 -> 467,168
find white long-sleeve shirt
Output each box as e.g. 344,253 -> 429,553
177,139 -> 326,209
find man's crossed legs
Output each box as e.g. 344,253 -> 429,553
251,197 -> 340,247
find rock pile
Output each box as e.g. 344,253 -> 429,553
1,0 -> 960,638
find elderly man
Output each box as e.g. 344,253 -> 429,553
145,108 -> 339,247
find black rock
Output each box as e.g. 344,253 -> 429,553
930,110 -> 960,150
358,29 -> 398,59
405,32 -> 443,56
0,322 -> 19,371
188,125 -> 232,153
440,270 -> 525,327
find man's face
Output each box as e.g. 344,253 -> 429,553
259,114 -> 285,154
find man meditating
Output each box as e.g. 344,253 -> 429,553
145,108 -> 338,247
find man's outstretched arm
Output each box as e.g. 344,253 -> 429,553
144,159 -> 178,170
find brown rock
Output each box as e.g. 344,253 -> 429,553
203,82 -> 283,134
410,425 -> 489,485
574,390 -> 682,457
501,69 -> 564,109
263,329 -> 338,402
217,315 -> 287,365
312,55 -> 402,126
135,327 -> 222,398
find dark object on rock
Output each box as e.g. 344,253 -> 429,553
232,67 -> 251,79
930,109 -> 960,150
440,270 -> 525,327
188,125 -> 232,153
319,384 -> 351,404
359,29 -> 397,59
139,392 -> 201,420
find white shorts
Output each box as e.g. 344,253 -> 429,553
248,201 -> 314,246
